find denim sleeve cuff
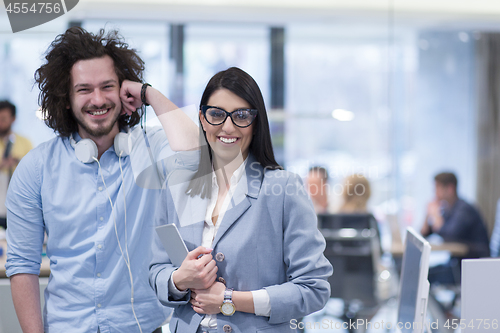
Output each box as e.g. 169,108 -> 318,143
5,266 -> 41,278
5,255 -> 42,277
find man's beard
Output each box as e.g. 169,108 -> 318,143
75,103 -> 121,137
0,127 -> 11,137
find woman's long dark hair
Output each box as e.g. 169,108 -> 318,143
187,67 -> 282,198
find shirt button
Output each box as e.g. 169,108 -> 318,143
98,186 -> 103,191
215,252 -> 225,262
97,304 -> 101,308
97,273 -> 101,277
223,324 -> 232,333
218,277 -> 226,285
99,217 -> 104,221
97,244 -> 102,249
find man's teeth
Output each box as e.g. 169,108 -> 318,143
89,109 -> 107,116
220,137 -> 237,144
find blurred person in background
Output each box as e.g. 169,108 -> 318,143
0,100 -> 32,230
421,172 -> 489,258
338,174 -> 371,213
306,166 -> 336,214
489,198 -> 500,257
334,174 -> 396,303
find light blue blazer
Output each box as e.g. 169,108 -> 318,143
149,154 -> 333,333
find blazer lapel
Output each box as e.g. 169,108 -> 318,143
211,154 -> 263,248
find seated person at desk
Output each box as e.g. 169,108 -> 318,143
338,174 -> 371,213
490,198 -> 500,257
306,166 -> 335,214
420,172 -> 489,259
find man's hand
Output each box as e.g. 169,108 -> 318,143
172,246 -> 217,291
119,79 -> 200,151
119,80 -> 145,116
190,281 -> 226,315
426,200 -> 444,232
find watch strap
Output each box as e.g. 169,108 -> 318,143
224,288 -> 234,301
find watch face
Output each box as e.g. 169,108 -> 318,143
221,302 -> 235,315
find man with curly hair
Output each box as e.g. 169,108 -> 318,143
5,26 -> 198,333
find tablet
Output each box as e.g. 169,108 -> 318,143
155,224 -> 189,267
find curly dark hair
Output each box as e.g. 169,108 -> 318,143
35,27 -> 145,137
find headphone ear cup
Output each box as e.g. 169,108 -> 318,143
74,139 -> 98,164
114,132 -> 131,157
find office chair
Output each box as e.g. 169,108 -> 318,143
317,213 -> 382,308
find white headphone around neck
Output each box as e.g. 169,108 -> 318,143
70,132 -> 132,164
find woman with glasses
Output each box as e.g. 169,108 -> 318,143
149,67 -> 333,333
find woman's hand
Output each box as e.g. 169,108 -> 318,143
119,80 -> 145,116
172,246 -> 217,291
190,281 -> 226,315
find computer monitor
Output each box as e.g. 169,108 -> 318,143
397,227 -> 431,333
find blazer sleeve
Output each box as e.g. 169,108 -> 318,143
264,173 -> 333,324
149,181 -> 192,307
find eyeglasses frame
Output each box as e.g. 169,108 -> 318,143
201,105 -> 258,128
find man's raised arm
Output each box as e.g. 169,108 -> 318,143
120,80 -> 200,151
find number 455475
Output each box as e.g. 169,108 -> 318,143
5,2 -> 62,14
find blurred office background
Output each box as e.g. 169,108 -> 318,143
1,0 -> 500,237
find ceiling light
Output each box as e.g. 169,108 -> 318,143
332,109 -> 355,121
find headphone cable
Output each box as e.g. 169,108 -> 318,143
94,155 -> 143,333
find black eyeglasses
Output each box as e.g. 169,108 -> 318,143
201,105 -> 258,128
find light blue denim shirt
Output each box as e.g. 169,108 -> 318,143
5,127 -> 196,333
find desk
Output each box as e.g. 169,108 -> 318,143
391,241 -> 469,257
0,239 -> 50,278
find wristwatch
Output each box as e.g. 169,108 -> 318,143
220,288 -> 236,316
